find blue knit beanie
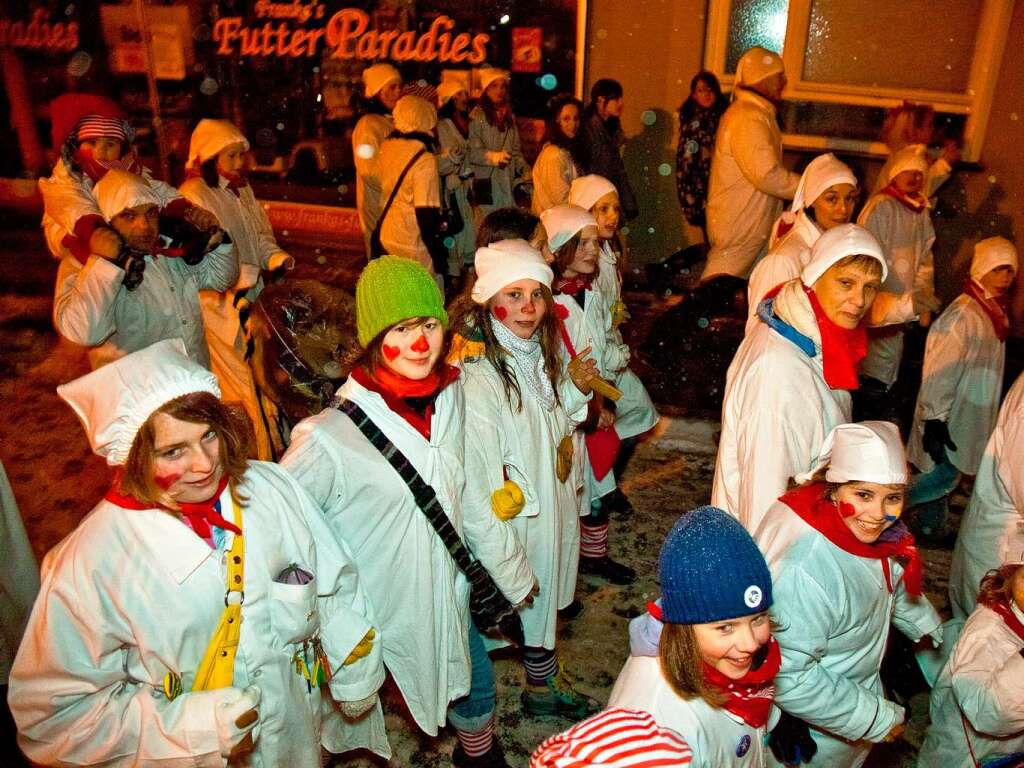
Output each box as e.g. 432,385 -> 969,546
659,506 -> 772,624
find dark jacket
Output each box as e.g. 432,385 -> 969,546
583,112 -> 638,219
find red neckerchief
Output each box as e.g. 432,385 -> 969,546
104,473 -> 241,544
981,600 -> 1024,643
774,218 -> 795,242
351,363 -> 460,440
703,638 -> 781,728
554,275 -> 594,297
880,182 -> 928,213
963,279 -> 1010,341
804,286 -> 868,390
781,483 -> 923,596
74,145 -> 142,183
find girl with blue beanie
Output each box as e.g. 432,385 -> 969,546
609,505 -> 779,766
283,257 -> 523,767
753,421 -> 942,767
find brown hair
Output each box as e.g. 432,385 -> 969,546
551,232 -> 596,281
120,392 -> 252,509
977,563 -> 1024,608
834,253 -> 884,277
348,317 -> 451,377
659,623 -> 728,709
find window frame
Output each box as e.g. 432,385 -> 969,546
703,0 -> 1014,162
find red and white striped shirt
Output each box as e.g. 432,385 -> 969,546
531,708 -> 694,767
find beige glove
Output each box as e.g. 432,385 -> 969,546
485,150 -> 511,167
213,685 -> 261,759
267,251 -> 294,272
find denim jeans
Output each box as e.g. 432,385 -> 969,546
447,620 -> 496,732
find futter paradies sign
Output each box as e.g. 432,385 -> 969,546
214,3 -> 489,63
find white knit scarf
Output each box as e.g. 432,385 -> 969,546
489,315 -> 556,411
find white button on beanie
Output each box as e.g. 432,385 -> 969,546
970,236 -> 1018,283
187,119 -> 249,170
93,169 -> 163,222
472,239 -> 554,304
57,339 -> 221,466
362,63 -> 400,98
568,174 -> 618,211
801,223 -> 888,286
539,205 -> 597,252
796,420 -> 908,485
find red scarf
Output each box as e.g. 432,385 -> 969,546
105,473 -> 241,544
781,483 -> 923,596
351,363 -> 460,439
703,638 -> 781,728
963,279 -> 1011,341
554,275 -> 594,297
880,182 -> 928,213
982,600 -> 1024,643
805,286 -> 868,390
75,145 -> 142,183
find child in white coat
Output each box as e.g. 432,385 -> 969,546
8,339 -> 385,767
282,257 -> 514,767
353,63 -> 402,256
455,239 -> 602,720
609,505 -> 779,767
180,119 -> 294,459
919,562 -> 1024,767
754,421 -> 942,768
53,169 -> 238,370
906,237 -> 1018,540
542,204 -> 636,585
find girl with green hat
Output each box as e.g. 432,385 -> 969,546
282,257 -> 520,767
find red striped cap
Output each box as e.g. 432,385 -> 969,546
530,709 -> 693,767
75,116 -> 127,143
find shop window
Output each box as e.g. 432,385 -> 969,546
705,0 -> 1013,161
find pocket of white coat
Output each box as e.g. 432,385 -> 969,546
269,578 -> 320,646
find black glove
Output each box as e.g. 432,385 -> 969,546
112,243 -> 146,291
922,419 -> 957,465
769,711 -> 818,765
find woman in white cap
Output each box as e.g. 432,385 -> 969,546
856,143 -> 940,413
542,204 -> 635,585
532,93 -> 586,214
353,62 -> 402,256
702,47 -> 800,284
377,95 -> 450,288
609,506 -> 779,767
919,561 -> 1024,767
469,68 -> 530,219
282,258 -> 512,767
950,370 -> 1024,621
456,238 -> 602,721
754,421 -> 941,768
179,118 -> 294,460
905,237 -> 1018,541
437,79 -> 477,277
8,338 -> 386,767
747,153 -> 859,329
712,223 -> 887,532
53,169 -> 238,370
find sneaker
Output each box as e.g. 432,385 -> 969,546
579,555 -> 636,585
557,599 -> 585,620
452,742 -> 509,768
521,664 -> 601,720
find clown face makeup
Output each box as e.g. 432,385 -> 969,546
380,317 -> 444,380
491,279 -> 547,339
835,481 -> 906,544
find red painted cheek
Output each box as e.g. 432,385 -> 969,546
410,334 -> 430,353
838,501 -> 858,518
493,306 -> 508,321
382,344 -> 400,361
154,472 -> 182,491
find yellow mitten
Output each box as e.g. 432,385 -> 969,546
611,297 -> 630,329
343,628 -> 376,666
491,480 -> 526,520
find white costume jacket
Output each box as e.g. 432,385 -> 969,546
379,137 -> 441,273
437,117 -> 476,266
468,108 -> 530,217
352,113 -> 394,249
746,212 -> 820,333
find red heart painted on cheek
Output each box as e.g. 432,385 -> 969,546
155,472 -> 183,491
382,344 -> 400,361
838,501 -> 858,518
411,334 -> 430,353
493,306 -> 508,321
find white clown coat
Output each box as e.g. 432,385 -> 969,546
746,211 -> 820,333
8,461 -> 387,767
53,243 -> 238,370
950,372 -> 1024,620
281,375 -> 475,735
436,117 -> 476,270
352,113 -> 394,252
609,655 -> 776,767
703,89 -> 800,281
379,137 -> 442,273
0,461 -> 38,686
857,194 -> 937,387
907,293 -> 1006,475
919,602 -> 1024,767
459,351 -> 590,649
712,316 -> 852,532
468,108 -> 531,218
755,500 -> 941,768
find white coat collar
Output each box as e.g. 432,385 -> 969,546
734,87 -> 779,117
338,374 -> 455,447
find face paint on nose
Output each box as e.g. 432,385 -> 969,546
493,306 -> 508,320
382,344 -> 400,361
411,334 -> 430,353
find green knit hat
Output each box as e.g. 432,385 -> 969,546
355,257 -> 448,347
